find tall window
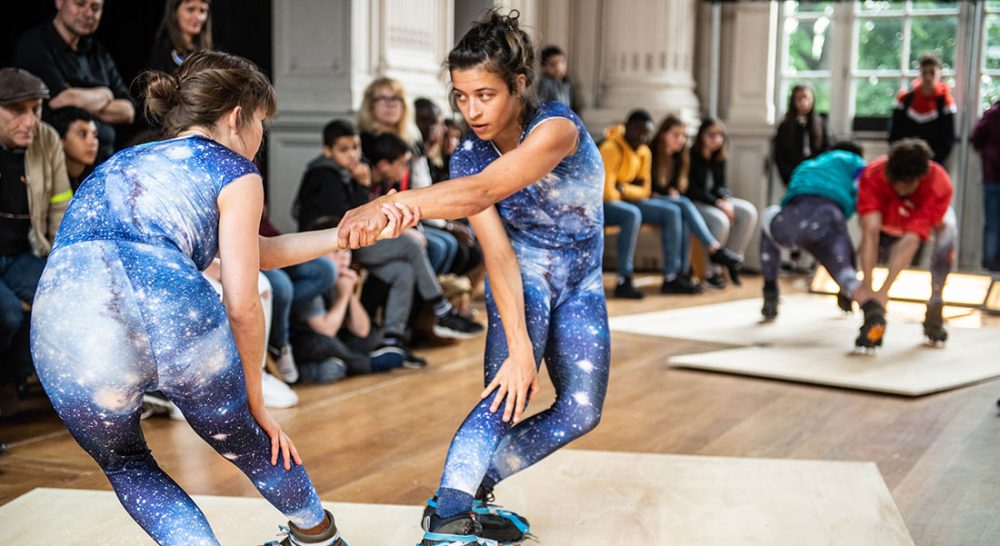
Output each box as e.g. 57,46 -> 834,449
852,1 -> 959,121
779,2 -> 835,114
776,1 -> 983,133
983,1 -> 1000,111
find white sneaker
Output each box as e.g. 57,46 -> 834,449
261,371 -> 299,408
271,344 -> 299,384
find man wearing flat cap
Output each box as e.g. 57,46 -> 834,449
0,67 -> 71,394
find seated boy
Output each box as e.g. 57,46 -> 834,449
291,217 -> 408,381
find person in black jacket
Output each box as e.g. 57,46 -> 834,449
688,118 -> 758,288
773,84 -> 829,186
888,52 -> 957,166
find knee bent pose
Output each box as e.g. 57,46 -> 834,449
31,51 -> 415,546
338,10 -> 609,546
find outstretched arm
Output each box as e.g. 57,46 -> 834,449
337,118 -> 578,249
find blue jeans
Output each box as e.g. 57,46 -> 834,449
604,199 -> 685,278
984,183 -> 1000,271
1,251 -> 46,349
264,257 -> 337,350
424,226 -> 459,274
657,194 -> 718,249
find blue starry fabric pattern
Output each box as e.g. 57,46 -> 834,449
439,102 -> 611,496
30,136 -> 327,545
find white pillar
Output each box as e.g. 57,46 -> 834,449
586,0 -> 701,132
717,2 -> 779,269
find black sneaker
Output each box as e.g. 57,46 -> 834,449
613,276 -> 644,299
704,274 -> 727,289
710,248 -> 743,285
420,513 -> 496,546
376,338 -> 428,369
660,276 -> 702,295
434,309 -> 485,340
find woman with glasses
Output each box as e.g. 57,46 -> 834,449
357,78 -> 461,276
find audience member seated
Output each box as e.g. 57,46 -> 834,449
358,77 -> 419,195
48,107 -> 98,192
688,118 -> 759,289
291,218 -> 408,381
13,0 -> 135,163
602,109 -> 700,299
772,84 -> 829,187
414,98 -> 482,278
259,205 -> 337,385
538,45 -> 580,113
406,98 -> 459,275
291,121 -> 483,366
0,69 -> 72,392
650,114 -> 742,285
147,0 -> 212,74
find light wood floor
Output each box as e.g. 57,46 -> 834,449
2,274 -> 999,545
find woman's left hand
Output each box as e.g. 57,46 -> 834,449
481,344 -> 539,424
250,404 -> 302,470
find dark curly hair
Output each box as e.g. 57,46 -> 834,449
447,9 -> 537,120
886,138 -> 932,184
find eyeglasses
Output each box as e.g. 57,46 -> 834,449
373,96 -> 403,105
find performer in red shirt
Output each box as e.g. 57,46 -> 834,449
853,138 -> 956,350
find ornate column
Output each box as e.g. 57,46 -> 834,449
586,0 -> 701,131
717,2 -> 779,269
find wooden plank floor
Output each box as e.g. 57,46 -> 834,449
2,273 -> 999,545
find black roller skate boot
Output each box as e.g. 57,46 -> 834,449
854,300 -> 886,354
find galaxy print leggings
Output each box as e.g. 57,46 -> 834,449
31,242 -> 326,546
760,195 -> 859,294
438,236 -> 611,497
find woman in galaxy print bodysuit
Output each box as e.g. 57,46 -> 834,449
338,10 -> 609,546
29,51 -> 415,546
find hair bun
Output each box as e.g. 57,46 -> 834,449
143,71 -> 182,124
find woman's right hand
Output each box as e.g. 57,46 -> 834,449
250,404 -> 302,470
481,344 -> 538,424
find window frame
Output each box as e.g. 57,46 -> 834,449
775,1 -> 977,135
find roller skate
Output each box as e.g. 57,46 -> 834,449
854,300 -> 886,354
923,301 -> 948,347
262,509 -> 347,546
836,290 -> 854,314
419,513 -> 498,546
761,284 -> 779,322
422,486 -> 531,545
